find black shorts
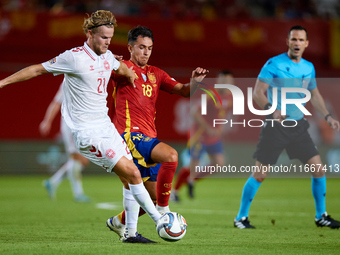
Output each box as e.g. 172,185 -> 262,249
253,118 -> 319,165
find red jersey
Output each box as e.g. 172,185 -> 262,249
110,60 -> 178,137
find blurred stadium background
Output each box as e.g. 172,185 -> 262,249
0,0 -> 340,176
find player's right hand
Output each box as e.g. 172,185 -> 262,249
127,66 -> 136,88
39,121 -> 51,136
0,81 -> 5,89
192,67 -> 209,83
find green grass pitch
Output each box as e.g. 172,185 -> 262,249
0,175 -> 339,255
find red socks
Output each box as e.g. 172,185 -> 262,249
157,161 -> 178,206
174,167 -> 190,191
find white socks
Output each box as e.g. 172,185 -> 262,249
50,160 -> 70,187
128,182 -> 161,224
156,205 -> 170,214
123,187 -> 139,237
67,159 -> 84,197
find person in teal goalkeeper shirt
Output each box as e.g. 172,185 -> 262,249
234,25 -> 340,229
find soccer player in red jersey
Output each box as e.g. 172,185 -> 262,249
172,70 -> 234,201
106,26 -> 208,239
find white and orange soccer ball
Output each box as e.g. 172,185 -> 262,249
156,212 -> 187,242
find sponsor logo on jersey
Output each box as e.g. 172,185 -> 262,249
48,58 -> 57,65
106,149 -> 116,159
90,65 -> 94,71
147,72 -> 156,84
104,61 -> 110,70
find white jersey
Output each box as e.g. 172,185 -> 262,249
42,42 -> 120,130
52,83 -> 78,155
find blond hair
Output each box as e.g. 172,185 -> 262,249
83,10 -> 117,35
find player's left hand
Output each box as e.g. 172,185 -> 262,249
272,109 -> 289,123
0,80 -> 5,89
327,116 -> 340,131
114,54 -> 124,61
192,67 -> 209,83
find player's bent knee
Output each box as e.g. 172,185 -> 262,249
254,177 -> 265,182
113,157 -> 142,184
124,165 -> 142,184
311,170 -> 326,178
167,149 -> 178,162
252,172 -> 266,182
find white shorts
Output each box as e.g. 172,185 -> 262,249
72,122 -> 132,172
61,118 -> 78,155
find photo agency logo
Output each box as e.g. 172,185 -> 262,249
199,82 -> 312,128
198,83 -> 222,110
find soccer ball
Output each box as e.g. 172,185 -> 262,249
156,212 -> 187,242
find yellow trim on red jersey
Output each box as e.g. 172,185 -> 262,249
123,132 -> 158,168
124,100 -> 131,133
112,87 -> 117,108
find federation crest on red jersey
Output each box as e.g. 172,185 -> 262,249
147,72 -> 156,84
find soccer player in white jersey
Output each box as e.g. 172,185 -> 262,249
0,10 -> 162,243
40,82 -> 91,202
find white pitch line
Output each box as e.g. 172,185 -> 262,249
96,203 -> 311,217
96,202 -> 122,210
174,208 -> 311,217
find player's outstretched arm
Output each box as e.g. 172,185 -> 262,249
39,100 -> 62,137
172,67 -> 209,97
310,87 -> 340,131
0,64 -> 48,89
114,62 -> 136,87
